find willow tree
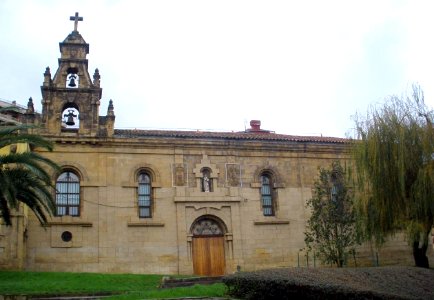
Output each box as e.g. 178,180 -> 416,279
0,116 -> 59,225
353,86 -> 433,268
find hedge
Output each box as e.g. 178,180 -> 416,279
222,266 -> 434,299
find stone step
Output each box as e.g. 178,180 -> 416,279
160,276 -> 223,288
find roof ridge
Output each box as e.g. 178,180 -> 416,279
113,128 -> 349,143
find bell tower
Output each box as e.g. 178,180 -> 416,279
40,13 -> 115,137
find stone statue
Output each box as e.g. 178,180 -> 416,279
203,174 -> 210,192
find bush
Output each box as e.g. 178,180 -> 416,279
223,267 -> 434,299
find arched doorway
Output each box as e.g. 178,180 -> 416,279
191,216 -> 226,276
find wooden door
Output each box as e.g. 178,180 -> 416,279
192,236 -> 225,276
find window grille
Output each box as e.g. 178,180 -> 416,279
138,173 -> 152,218
55,171 -> 80,216
192,218 -> 223,236
331,184 -> 338,203
261,174 -> 274,216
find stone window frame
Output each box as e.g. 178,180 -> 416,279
133,166 -> 161,218
251,167 -> 285,217
122,164 -> 162,222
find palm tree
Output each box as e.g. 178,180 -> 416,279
0,121 -> 59,226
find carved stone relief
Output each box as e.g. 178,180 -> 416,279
173,163 -> 187,186
226,163 -> 241,187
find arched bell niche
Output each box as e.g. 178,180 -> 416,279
61,103 -> 80,130
66,67 -> 79,88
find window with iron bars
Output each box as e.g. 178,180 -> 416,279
55,171 -> 80,216
261,174 -> 274,216
138,173 -> 152,218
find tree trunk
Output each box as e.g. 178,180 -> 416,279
412,240 -> 429,268
412,220 -> 432,268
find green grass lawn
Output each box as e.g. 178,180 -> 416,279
0,271 -> 226,299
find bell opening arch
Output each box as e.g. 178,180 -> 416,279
61,102 -> 80,130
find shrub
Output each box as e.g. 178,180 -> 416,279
223,267 -> 434,299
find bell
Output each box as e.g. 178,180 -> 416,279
65,115 -> 75,126
64,109 -> 77,126
68,76 -> 77,87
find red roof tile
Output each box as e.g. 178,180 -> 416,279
114,129 -> 349,144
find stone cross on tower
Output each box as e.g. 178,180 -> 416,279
70,12 -> 83,32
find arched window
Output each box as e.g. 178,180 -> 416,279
138,172 -> 152,218
55,171 -> 80,216
260,174 -> 274,216
201,168 -> 213,192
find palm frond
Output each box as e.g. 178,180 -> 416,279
0,126 -> 59,226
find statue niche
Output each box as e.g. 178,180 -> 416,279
201,168 -> 213,192
192,155 -> 220,193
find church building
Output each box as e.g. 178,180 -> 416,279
1,14 -> 429,275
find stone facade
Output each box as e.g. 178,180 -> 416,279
1,15 -> 432,275
23,132 -> 351,274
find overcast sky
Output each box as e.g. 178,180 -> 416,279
1,0 -> 433,138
